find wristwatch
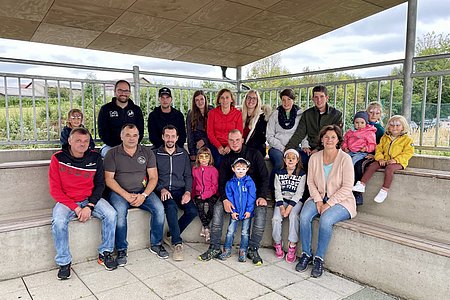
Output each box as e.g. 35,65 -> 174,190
142,192 -> 148,198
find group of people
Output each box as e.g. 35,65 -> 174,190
51,80 -> 414,280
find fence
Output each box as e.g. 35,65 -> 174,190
0,54 -> 449,152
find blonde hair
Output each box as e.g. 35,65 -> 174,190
241,90 -> 262,130
366,102 -> 383,124
195,147 -> 214,167
66,108 -> 83,127
386,115 -> 410,135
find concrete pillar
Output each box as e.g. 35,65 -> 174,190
133,65 -> 140,105
402,0 -> 418,122
236,66 -> 242,106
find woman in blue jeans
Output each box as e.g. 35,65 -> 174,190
295,125 -> 357,278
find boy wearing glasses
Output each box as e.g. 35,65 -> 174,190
98,80 -> 145,157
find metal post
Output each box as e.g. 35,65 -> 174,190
402,0 -> 418,122
236,66 -> 242,106
133,65 -> 140,105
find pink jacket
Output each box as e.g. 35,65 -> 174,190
192,165 -> 219,200
342,125 -> 377,153
307,150 -> 357,218
207,106 -> 243,149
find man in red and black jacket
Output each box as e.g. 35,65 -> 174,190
49,127 -> 118,280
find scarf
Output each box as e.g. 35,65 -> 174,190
278,105 -> 299,130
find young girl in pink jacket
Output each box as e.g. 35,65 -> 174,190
342,111 -> 376,165
191,147 -> 219,242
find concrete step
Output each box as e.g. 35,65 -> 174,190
359,167 -> 450,233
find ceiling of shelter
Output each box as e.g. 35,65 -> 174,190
0,0 -> 406,67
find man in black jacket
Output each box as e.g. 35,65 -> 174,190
148,87 -> 186,149
98,80 -> 144,157
199,129 -> 269,265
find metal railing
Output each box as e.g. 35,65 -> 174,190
0,54 -> 449,152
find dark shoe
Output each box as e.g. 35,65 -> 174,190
198,247 -> 222,261
354,192 -> 364,206
311,257 -> 324,278
247,247 -> 263,266
57,263 -> 71,280
295,253 -> 312,272
218,248 -> 232,261
98,251 -> 118,271
149,245 -> 169,259
116,249 -> 127,267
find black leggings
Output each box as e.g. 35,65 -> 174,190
194,196 -> 218,228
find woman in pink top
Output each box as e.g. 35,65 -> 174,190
207,88 -> 243,167
295,125 -> 356,278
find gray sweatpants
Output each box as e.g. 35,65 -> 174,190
272,201 -> 303,244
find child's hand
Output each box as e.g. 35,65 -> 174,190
378,159 -> 387,166
387,159 -> 397,165
279,205 -> 286,217
360,146 -> 367,152
283,205 -> 293,218
231,212 -> 238,220
244,212 -> 251,219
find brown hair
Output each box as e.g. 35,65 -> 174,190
280,88 -> 296,100
189,90 -> 210,131
66,108 -> 83,127
216,88 -> 235,107
317,124 -> 343,150
195,147 -> 214,167
312,85 -> 328,96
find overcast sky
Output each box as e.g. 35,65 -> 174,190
0,0 -> 449,83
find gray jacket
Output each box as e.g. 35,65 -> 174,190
154,145 -> 192,192
266,108 -> 304,152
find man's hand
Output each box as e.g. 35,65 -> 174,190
196,139 -> 205,149
124,193 -> 138,204
256,197 -> 267,206
130,194 -> 145,207
231,212 -> 239,220
223,199 -> 235,213
302,147 -> 312,156
160,188 -> 172,201
78,207 -> 91,223
181,191 -> 191,204
244,212 -> 251,219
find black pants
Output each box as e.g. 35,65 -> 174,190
194,196 -> 218,228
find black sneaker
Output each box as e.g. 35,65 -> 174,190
311,257 -> 324,278
247,247 -> 263,266
117,249 -> 127,267
295,253 -> 312,272
149,245 -> 169,259
198,247 -> 222,261
57,263 -> 71,280
98,251 -> 118,271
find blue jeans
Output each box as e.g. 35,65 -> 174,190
52,199 -> 117,266
348,152 -> 368,165
160,188 -> 198,245
109,191 -> 165,251
268,148 -> 284,190
299,199 -> 350,260
210,201 -> 267,250
223,217 -> 251,251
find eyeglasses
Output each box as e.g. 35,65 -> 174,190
70,115 -> 82,120
198,154 -> 210,159
246,96 -> 258,101
117,89 -> 130,94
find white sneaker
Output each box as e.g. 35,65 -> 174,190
352,181 -> 366,193
374,189 -> 388,203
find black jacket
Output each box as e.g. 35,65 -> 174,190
245,113 -> 268,157
148,106 -> 186,149
218,145 -> 269,201
286,104 -> 342,150
97,98 -> 144,147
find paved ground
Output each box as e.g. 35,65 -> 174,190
0,243 -> 398,300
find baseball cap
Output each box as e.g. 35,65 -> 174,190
232,158 -> 250,168
158,87 -> 172,97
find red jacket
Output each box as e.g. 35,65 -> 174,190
48,149 -> 105,211
342,125 -> 377,153
192,165 -> 219,200
207,106 -> 243,149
